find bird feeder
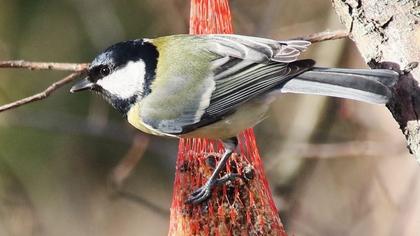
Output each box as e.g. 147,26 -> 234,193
168,1 -> 288,235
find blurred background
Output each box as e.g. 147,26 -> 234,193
0,0 -> 418,235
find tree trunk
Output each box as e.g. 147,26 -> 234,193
332,0 -> 420,161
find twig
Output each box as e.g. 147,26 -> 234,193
0,61 -> 88,113
0,61 -> 89,71
291,30 -> 349,43
268,140 -> 404,175
108,134 -> 168,218
0,71 -> 84,112
109,134 -> 150,188
106,134 -> 171,217
292,141 -> 405,159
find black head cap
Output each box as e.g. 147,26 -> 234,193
88,39 -> 159,84
74,39 -> 159,115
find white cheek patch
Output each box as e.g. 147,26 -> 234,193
97,60 -> 146,99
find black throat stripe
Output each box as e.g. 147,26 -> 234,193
140,41 -> 159,97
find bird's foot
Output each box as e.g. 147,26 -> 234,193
186,173 -> 240,204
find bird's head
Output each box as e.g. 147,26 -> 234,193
71,39 -> 158,115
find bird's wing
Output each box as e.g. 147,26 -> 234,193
204,59 -> 315,118
201,34 -> 311,63
139,35 -> 313,135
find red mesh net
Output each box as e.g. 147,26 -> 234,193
168,1 -> 287,235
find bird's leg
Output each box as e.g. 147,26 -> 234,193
186,137 -> 238,204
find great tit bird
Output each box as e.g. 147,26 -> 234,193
70,34 -> 398,204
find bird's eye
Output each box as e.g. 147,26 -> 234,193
100,66 -> 110,77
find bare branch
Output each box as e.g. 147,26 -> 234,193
0,71 -> 84,112
291,141 -> 405,159
109,134 -> 150,188
107,134 -> 168,217
291,30 -> 349,43
0,61 -> 88,71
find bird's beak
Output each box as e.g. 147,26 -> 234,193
70,77 -> 95,93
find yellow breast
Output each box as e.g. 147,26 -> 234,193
127,98 -> 272,140
126,103 -> 176,137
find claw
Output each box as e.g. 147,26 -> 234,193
186,173 -> 242,204
214,173 -> 240,185
185,137 -> 239,205
186,182 -> 213,204
190,187 -> 204,197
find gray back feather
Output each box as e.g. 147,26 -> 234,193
203,34 -> 311,63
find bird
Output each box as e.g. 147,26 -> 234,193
70,34 -> 399,204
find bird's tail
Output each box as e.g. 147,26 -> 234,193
280,67 -> 399,104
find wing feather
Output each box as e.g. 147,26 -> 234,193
203,34 -> 310,63
205,60 -> 314,116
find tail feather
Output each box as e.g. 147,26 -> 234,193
280,67 -> 399,104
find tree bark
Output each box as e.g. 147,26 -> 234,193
332,0 -> 420,161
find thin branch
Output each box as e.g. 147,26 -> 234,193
0,61 -> 89,71
109,134 -> 150,188
0,71 -> 84,112
107,134 -> 167,218
292,141 -> 405,159
291,29 -> 349,43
